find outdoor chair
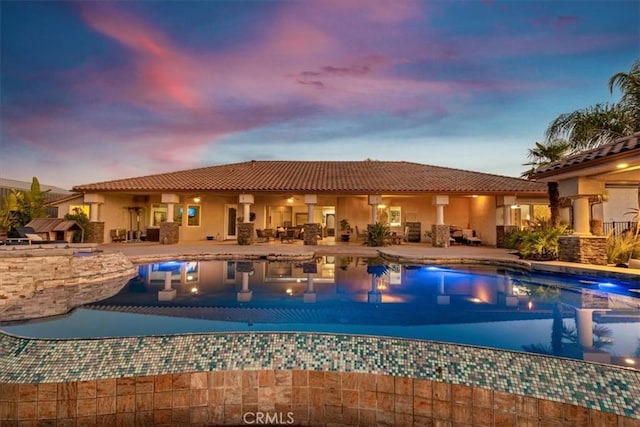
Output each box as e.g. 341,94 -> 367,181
282,228 -> 296,243
355,225 -> 367,241
110,229 -> 127,242
256,229 -> 269,242
462,229 -> 482,245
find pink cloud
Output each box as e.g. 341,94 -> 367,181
78,4 -> 168,57
32,0 -> 618,179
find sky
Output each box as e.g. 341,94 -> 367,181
1,1 -> 638,190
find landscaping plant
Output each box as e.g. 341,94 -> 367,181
506,219 -> 568,261
365,222 -> 391,247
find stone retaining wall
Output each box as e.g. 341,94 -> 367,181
0,250 -> 136,321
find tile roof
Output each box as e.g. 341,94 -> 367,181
532,132 -> 640,178
72,161 -> 546,195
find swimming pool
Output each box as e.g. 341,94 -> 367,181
2,256 -> 639,370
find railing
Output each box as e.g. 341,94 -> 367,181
603,221 -> 637,236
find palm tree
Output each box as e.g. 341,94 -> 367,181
546,59 -> 640,151
522,140 -> 570,226
609,59 -> 640,116
545,103 -> 633,151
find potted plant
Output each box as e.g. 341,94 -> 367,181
339,219 -> 352,242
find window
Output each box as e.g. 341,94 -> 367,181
69,205 -> 90,216
150,204 -> 167,226
187,205 -> 200,226
389,207 -> 402,227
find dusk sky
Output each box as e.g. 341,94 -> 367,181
1,1 -> 638,190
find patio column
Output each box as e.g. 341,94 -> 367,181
237,261 -> 253,302
557,177 -> 607,265
572,196 -> 591,236
158,271 -> 176,301
496,196 -> 518,248
303,261 -> 317,303
237,194 -> 254,245
161,193 -> 180,223
83,193 -> 105,243
160,194 -> 180,244
431,196 -> 449,247
369,195 -> 382,224
304,195 -> 319,245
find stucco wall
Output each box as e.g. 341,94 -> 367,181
600,185 -> 639,222
84,193 -> 546,244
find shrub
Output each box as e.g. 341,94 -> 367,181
509,219 -> 568,261
606,230 -> 640,265
365,222 -> 391,247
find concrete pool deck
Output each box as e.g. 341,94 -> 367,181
99,239 -> 640,282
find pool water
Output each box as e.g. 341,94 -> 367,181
2,256 -> 639,369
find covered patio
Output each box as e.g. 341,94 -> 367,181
531,132 -> 640,265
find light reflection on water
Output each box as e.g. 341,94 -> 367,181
2,256 -> 639,369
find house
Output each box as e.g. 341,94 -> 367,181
61,160 -> 548,246
531,132 -> 640,264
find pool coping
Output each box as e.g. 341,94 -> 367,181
1,246 -> 639,421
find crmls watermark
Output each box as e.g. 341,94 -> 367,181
242,411 -> 295,425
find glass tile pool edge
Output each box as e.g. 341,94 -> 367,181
1,331 -> 638,419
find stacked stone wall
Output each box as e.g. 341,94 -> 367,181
431,224 -> 450,247
85,222 -> 104,243
558,236 -> 607,265
237,223 -> 254,245
303,223 -> 319,245
496,225 -> 518,249
159,222 -> 180,244
0,251 -> 136,321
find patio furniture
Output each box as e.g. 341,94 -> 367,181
282,228 -> 296,243
256,229 -> 270,242
462,229 -> 482,245
110,229 -> 127,242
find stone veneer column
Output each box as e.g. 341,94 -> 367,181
159,222 -> 180,244
84,222 -> 104,244
558,235 -> 607,265
237,222 -> 254,245
496,225 -> 518,249
238,194 -> 254,245
431,195 -> 449,247
431,224 -> 450,247
304,195 -> 318,245
83,193 -> 105,243
303,223 -> 319,245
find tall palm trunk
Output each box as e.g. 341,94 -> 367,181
548,182 -> 560,227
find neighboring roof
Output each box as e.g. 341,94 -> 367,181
72,161 -> 546,195
26,218 -> 81,232
531,132 -> 640,179
0,178 -> 70,195
44,192 -> 84,207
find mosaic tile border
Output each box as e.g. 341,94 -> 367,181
1,332 -> 638,419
